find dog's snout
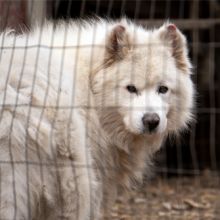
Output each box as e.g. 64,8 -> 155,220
142,113 -> 160,132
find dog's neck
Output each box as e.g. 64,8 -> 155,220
96,108 -> 164,189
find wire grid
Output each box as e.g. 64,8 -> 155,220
0,0 -> 219,219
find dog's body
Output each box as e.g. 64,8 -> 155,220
0,19 -> 194,219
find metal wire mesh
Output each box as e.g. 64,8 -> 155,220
0,0 -> 219,219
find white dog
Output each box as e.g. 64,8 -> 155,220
0,18 -> 194,219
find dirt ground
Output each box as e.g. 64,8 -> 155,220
110,170 -> 220,220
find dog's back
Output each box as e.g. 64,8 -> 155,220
0,22 -> 100,219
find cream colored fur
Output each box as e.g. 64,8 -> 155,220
0,19 -> 194,219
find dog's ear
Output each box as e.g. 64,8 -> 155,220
159,23 -> 192,74
106,24 -> 130,60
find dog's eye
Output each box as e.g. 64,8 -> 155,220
158,86 -> 168,94
126,85 -> 138,94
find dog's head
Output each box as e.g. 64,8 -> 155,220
92,20 -> 194,137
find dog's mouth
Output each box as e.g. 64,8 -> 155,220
142,128 -> 158,135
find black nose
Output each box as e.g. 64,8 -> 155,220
142,113 -> 160,132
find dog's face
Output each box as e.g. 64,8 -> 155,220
92,21 -> 194,136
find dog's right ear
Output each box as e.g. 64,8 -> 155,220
106,24 -> 130,60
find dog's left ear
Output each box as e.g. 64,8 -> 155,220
106,24 -> 130,60
158,23 -> 192,74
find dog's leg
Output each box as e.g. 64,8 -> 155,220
50,164 -> 98,220
0,165 -> 37,220
50,113 -> 101,220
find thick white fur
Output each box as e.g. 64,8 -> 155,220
0,19 -> 194,219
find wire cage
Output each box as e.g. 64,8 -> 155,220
0,0 -> 219,219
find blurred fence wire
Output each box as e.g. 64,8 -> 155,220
0,0 -> 220,219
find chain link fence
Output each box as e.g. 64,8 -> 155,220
0,0 -> 219,219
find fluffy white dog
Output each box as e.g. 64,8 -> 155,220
0,18 -> 194,219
